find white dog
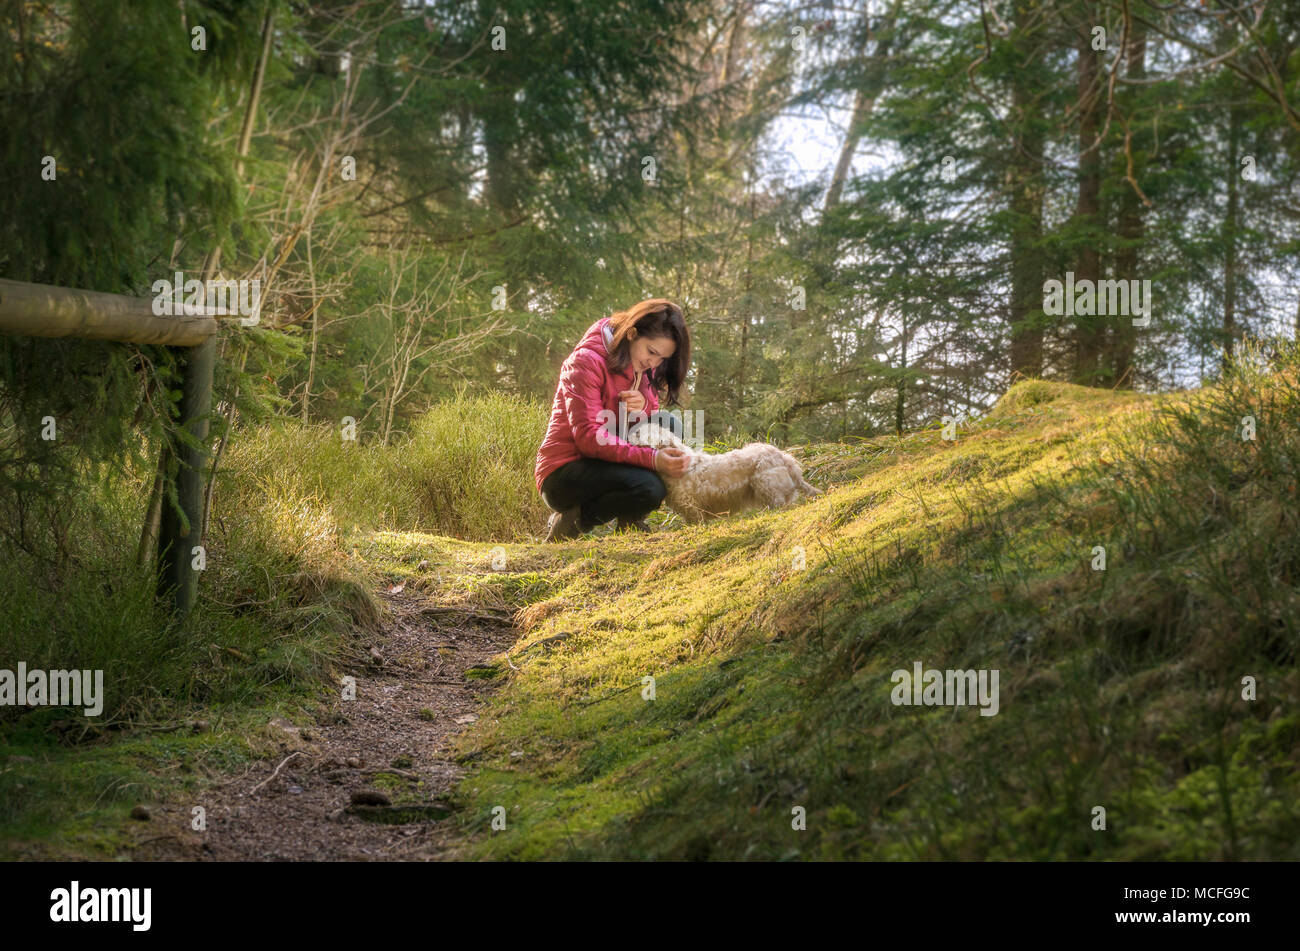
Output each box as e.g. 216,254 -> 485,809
627,421 -> 821,524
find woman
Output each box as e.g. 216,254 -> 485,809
535,298 -> 694,541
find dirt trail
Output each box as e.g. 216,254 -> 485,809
131,591 -> 515,861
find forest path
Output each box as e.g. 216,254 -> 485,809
131,591 -> 515,861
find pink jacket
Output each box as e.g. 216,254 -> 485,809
535,317 -> 661,492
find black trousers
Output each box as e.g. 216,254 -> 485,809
540,458 -> 666,529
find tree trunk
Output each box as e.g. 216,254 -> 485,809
738,162 -> 754,415
1072,7 -> 1104,386
1006,0 -> 1046,380
895,313 -> 907,435
822,1 -> 900,214
482,99 -> 544,394
136,444 -> 169,568
1112,20 -> 1147,388
1223,106 -> 1241,370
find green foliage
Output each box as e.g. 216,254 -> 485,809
0,0 -> 255,562
0,0 -> 247,289
0,437 -> 378,736
217,392 -> 550,542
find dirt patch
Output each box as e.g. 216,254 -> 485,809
129,591 -> 515,861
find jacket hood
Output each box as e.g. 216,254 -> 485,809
571,317 -> 610,360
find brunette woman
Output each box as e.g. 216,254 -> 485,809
535,299 -> 692,541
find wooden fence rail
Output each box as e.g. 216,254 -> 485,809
0,277 -> 228,618
0,278 -> 217,346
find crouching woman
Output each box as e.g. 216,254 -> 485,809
535,298 -> 693,542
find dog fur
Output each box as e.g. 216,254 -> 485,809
627,421 -> 821,524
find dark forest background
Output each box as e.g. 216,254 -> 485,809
4,1 -> 1297,457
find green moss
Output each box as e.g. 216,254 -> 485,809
435,352 -> 1300,860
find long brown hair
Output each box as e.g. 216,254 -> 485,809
605,298 -> 690,406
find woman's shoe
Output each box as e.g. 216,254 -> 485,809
545,506 -> 585,542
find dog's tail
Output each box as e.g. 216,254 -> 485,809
784,454 -> 821,497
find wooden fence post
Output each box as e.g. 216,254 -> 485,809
156,336 -> 216,616
0,278 -> 224,618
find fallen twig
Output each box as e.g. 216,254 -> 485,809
575,681 -> 642,707
506,631 -> 573,668
134,833 -> 185,847
408,676 -> 472,686
250,751 -> 304,795
356,767 -> 420,780
422,605 -> 514,625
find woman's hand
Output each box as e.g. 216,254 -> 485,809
655,447 -> 692,478
619,369 -> 645,414
619,388 -> 646,414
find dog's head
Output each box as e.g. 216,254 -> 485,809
627,421 -> 687,452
